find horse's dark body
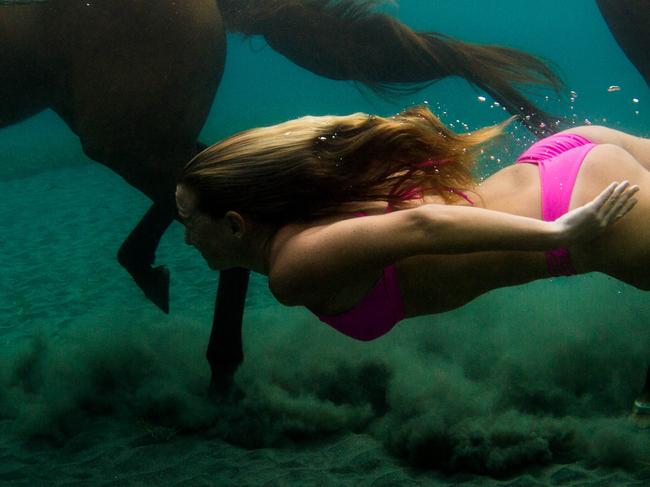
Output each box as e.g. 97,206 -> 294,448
1,0 -> 645,389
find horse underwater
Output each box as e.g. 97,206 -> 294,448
1,0 -> 647,390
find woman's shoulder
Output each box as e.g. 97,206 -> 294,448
265,203 -> 420,306
266,212 -> 358,306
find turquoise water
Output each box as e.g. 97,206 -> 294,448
2,1 -> 650,485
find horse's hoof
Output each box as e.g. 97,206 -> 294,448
123,264 -> 170,313
140,265 -> 170,313
118,249 -> 171,312
121,262 -> 171,312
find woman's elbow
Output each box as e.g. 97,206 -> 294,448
411,205 -> 453,253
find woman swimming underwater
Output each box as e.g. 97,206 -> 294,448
175,107 -> 645,341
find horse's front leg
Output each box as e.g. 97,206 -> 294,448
117,201 -> 175,313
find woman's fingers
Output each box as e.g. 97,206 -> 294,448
593,181 -> 619,211
616,197 -> 638,220
601,181 -> 629,214
559,181 -> 639,246
603,183 -> 639,222
593,181 -> 636,222
609,192 -> 638,221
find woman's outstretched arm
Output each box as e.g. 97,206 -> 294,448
270,182 -> 637,304
420,181 -> 637,254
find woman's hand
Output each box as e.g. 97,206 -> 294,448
555,181 -> 639,246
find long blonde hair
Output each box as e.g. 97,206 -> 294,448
179,106 -> 511,224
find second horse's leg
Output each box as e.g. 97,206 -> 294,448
207,267 -> 250,395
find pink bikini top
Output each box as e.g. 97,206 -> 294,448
313,210 -> 406,341
313,181 -> 474,341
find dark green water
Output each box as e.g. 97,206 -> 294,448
1,1 -> 650,485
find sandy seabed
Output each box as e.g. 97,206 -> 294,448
2,429 -> 648,486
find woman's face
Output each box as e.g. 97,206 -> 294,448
175,185 -> 241,270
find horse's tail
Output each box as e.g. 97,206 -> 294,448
219,0 -> 565,136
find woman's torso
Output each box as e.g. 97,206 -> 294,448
342,163 -> 550,317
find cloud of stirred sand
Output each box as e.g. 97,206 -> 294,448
2,275 -> 650,476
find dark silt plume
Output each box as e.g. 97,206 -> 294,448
1,280 -> 650,477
